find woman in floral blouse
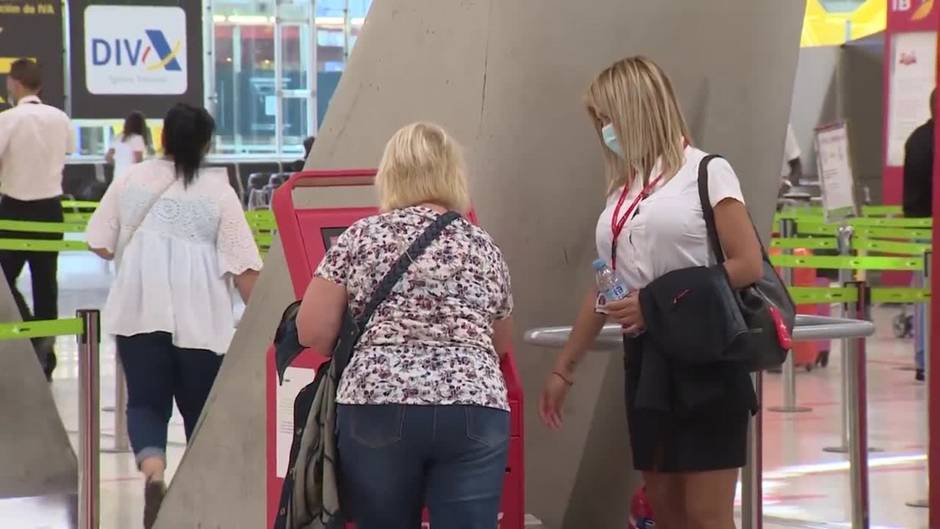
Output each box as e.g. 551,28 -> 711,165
296,122 -> 514,529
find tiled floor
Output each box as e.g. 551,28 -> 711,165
0,251 -> 932,528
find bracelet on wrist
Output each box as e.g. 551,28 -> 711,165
552,370 -> 574,386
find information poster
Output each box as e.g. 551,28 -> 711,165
886,31 -> 937,166
275,366 -> 316,478
0,1 -> 65,110
69,0 -> 202,119
815,122 -> 858,222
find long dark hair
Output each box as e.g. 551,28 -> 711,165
121,111 -> 147,142
162,103 -> 215,186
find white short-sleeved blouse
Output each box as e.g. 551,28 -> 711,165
112,133 -> 147,180
86,159 -> 263,354
595,146 -> 745,290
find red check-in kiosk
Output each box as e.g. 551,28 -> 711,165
265,170 -> 525,529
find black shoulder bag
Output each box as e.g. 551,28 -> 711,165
273,211 -> 461,529
697,155 -> 796,372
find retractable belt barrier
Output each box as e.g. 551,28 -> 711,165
787,286 -> 931,305
775,205 -> 904,217
0,211 -> 275,254
0,311 -> 101,529
770,254 -> 923,271
772,237 -> 931,255
775,213 -> 932,229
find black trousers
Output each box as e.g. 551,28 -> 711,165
0,196 -> 64,370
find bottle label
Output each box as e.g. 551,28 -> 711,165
594,284 -> 628,314
608,283 -> 627,300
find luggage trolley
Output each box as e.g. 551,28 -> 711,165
265,169 -> 525,529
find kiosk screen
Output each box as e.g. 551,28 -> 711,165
321,227 -> 348,250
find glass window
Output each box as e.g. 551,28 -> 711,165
204,0 -> 372,156
279,1 -> 315,154
211,1 -> 277,154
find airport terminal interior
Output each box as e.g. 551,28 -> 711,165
2,1 -> 940,528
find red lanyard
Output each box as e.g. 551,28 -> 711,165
610,173 -> 664,269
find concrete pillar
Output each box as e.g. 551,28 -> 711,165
156,1 -> 804,528
0,277 -> 77,498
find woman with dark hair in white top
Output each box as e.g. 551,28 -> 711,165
87,103 -> 262,529
106,110 -> 150,180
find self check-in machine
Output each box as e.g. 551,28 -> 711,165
265,169 -> 525,528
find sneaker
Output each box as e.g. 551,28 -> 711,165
916,369 -> 926,382
143,479 -> 167,529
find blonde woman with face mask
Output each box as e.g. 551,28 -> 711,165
539,57 -> 765,529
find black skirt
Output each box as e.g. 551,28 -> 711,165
624,338 -> 750,473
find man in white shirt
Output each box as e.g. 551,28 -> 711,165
0,59 -> 75,380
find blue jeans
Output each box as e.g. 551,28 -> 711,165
117,332 -> 223,466
337,404 -> 509,529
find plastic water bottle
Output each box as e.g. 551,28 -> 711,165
593,258 -> 628,312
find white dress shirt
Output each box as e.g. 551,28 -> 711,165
86,159 -> 263,354
595,146 -> 745,290
0,95 -> 75,201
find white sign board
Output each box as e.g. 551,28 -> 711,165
84,5 -> 188,95
886,31 -> 937,166
815,122 -> 858,222
275,366 -> 316,478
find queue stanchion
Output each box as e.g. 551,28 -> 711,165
78,309 -> 101,529
825,225 -> 856,452
845,282 -> 871,529
907,249 -> 931,509
770,218 -> 811,413
741,372 -> 763,529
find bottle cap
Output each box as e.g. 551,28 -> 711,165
592,258 -> 608,271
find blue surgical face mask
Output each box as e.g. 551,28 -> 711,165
601,123 -> 624,158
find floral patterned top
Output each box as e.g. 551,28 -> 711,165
315,206 -> 513,410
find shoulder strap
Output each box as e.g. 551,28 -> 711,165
124,177 -> 177,249
697,154 -> 726,264
355,211 -> 462,329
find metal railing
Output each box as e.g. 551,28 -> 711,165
524,310 -> 876,529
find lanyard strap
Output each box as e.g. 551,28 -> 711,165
610,173 -> 664,270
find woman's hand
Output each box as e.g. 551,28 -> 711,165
604,292 -> 645,335
539,372 -> 572,430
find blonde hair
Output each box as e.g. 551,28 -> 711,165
375,122 -> 471,213
585,56 -> 691,194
